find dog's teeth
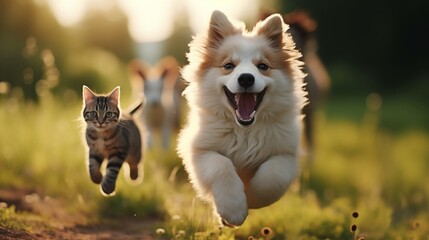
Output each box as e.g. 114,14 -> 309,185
234,94 -> 239,103
250,111 -> 256,118
235,110 -> 241,118
253,94 -> 257,102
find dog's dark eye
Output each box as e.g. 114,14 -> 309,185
257,63 -> 269,71
90,111 -> 97,118
223,63 -> 235,70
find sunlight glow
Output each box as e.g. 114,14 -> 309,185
47,0 -> 88,27
118,0 -> 176,43
0,82 -> 10,94
45,0 -> 261,39
185,0 -> 260,33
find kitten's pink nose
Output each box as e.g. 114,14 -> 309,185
97,120 -> 105,127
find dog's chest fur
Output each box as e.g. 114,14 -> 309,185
197,117 -> 299,170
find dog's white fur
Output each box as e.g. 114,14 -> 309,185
177,10 -> 307,227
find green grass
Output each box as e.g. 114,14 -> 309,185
323,93 -> 429,133
0,93 -> 428,239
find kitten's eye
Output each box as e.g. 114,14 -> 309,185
223,63 -> 235,70
257,63 -> 269,71
105,112 -> 113,118
90,111 -> 97,118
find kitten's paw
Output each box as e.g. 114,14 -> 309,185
100,187 -> 115,197
130,169 -> 139,181
127,175 -> 143,185
124,163 -> 143,185
90,173 -> 102,184
100,182 -> 116,197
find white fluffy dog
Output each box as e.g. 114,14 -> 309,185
177,10 -> 307,227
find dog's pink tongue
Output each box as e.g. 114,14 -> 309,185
236,93 -> 256,120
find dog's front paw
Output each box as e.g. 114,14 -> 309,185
214,190 -> 248,227
221,217 -> 246,228
217,200 -> 248,227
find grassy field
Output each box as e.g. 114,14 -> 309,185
0,92 -> 428,239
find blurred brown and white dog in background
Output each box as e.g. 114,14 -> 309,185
129,57 -> 183,149
262,10 -> 331,161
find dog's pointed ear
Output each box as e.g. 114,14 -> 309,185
256,14 -> 287,49
208,10 -> 239,48
157,56 -> 179,88
129,59 -> 148,82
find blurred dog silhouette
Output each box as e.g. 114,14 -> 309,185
129,57 -> 183,149
261,10 -> 330,160
284,10 -> 330,160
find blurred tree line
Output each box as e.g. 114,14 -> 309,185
281,0 -> 429,99
0,0 -> 428,103
0,0 -> 137,101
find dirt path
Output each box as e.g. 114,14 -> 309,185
0,188 -> 159,240
42,219 -> 157,240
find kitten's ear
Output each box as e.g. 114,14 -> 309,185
82,85 -> 96,104
208,10 -> 241,48
108,86 -> 120,105
256,14 -> 286,49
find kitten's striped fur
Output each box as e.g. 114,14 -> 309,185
82,85 -> 144,196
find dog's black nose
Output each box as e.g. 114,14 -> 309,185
238,73 -> 255,88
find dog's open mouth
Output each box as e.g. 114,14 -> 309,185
223,86 -> 266,126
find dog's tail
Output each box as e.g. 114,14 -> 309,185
127,95 -> 145,116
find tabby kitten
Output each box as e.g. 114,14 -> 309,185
82,85 -> 144,196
